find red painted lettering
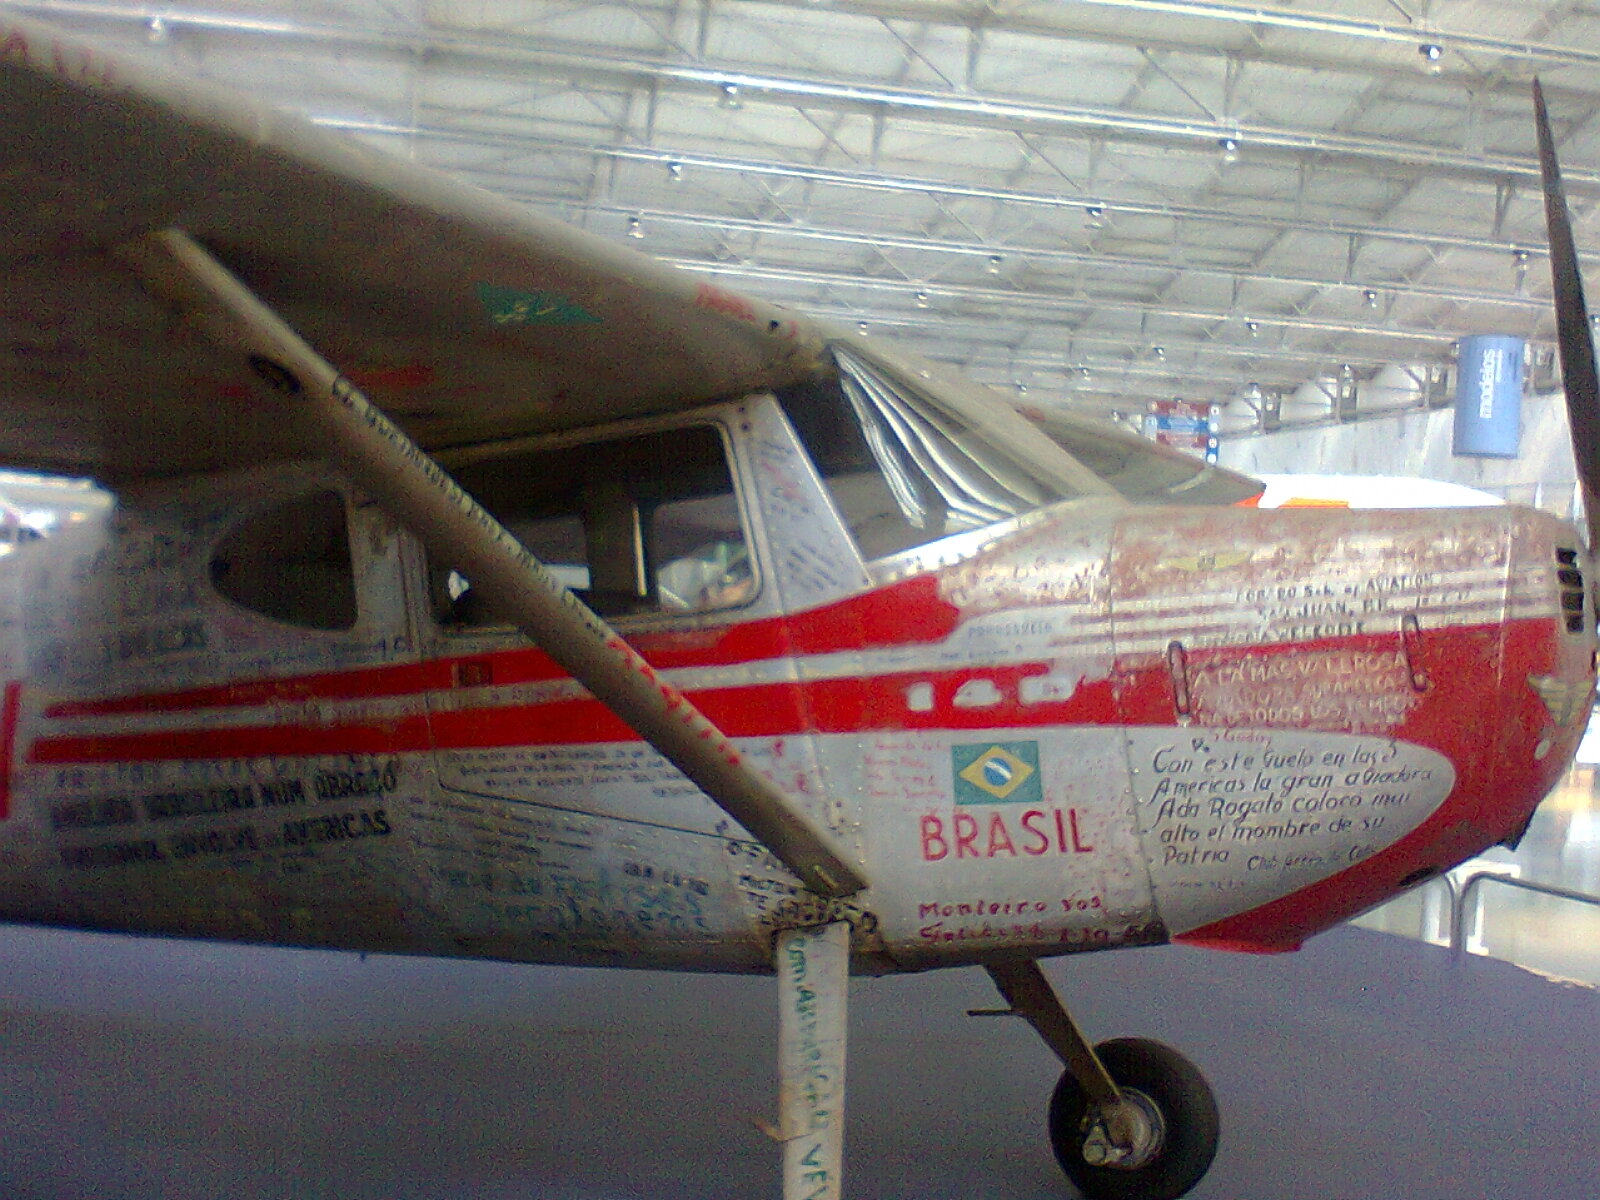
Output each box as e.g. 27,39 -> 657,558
953,812 -> 979,858
985,813 -> 1016,857
694,282 -> 758,323
1069,808 -> 1095,853
1020,809 -> 1050,855
919,808 -> 1096,863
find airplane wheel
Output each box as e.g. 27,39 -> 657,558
1047,1037 -> 1219,1200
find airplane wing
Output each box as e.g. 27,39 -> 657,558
1018,403 -> 1265,506
0,14 -> 827,484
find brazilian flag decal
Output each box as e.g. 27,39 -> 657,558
953,741 -> 1042,805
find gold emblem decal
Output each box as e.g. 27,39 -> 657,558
1528,674 -> 1594,726
1164,550 -> 1253,573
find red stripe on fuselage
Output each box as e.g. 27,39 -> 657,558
44,575 -> 961,719
0,682 -> 20,817
31,713 -> 434,765
29,664 -> 1122,763
27,620 -> 1524,767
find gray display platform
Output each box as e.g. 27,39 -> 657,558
1,922 -> 1594,1199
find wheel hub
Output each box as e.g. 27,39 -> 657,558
1080,1087 -> 1167,1171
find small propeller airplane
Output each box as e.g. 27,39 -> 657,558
0,15 -> 1596,1199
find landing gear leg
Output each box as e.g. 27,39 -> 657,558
985,961 -> 1218,1200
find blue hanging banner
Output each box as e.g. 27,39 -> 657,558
1453,335 -> 1524,458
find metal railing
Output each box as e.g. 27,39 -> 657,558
1448,870 -> 1600,962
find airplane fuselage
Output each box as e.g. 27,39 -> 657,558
0,393 -> 1588,972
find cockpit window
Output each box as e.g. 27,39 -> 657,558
210,490 -> 357,630
780,345 -> 1067,560
435,424 -> 753,627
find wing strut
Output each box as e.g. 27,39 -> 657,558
776,921 -> 850,1200
118,227 -> 867,901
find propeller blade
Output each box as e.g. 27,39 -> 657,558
1533,78 -> 1600,547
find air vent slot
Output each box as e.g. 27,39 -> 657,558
1555,547 -> 1586,633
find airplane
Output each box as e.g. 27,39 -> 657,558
0,13 -> 1596,1200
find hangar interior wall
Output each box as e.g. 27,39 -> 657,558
1217,392 -> 1581,516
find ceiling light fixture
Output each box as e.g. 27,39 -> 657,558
1218,136 -> 1240,164
1363,289 -> 1379,308
627,216 -> 644,238
1419,43 -> 1443,73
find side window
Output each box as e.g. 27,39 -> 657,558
652,490 -> 751,611
210,490 -> 357,630
437,425 -> 753,628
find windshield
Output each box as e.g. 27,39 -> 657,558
780,345 -> 1071,560
778,341 -> 1261,564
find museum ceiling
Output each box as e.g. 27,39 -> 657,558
16,0 -> 1600,432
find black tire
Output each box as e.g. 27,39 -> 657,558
1047,1037 -> 1219,1200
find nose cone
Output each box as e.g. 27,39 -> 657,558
1152,505 -> 1596,953
1487,510 -> 1596,843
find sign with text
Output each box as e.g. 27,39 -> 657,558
1143,400 -> 1220,463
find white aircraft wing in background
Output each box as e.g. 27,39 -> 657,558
1253,475 -> 1506,509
